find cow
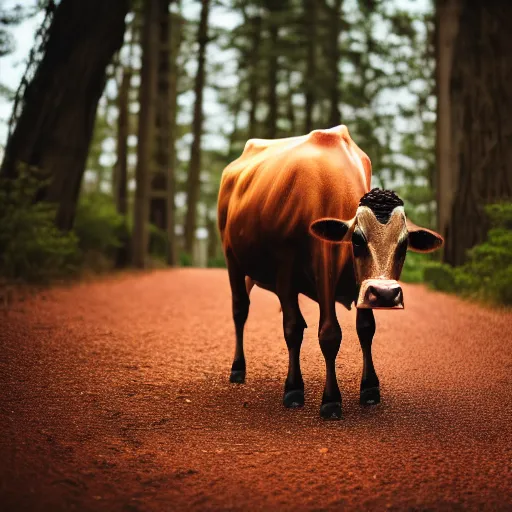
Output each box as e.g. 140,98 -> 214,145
217,125 -> 443,419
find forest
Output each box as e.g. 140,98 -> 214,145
0,0 -> 511,304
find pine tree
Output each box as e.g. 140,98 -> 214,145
133,0 -> 160,268
184,0 -> 211,257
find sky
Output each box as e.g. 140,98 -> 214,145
0,0 -> 43,149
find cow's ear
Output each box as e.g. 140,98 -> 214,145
310,217 -> 353,243
406,218 -> 444,253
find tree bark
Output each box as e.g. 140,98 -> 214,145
166,11 -> 183,266
114,65 -> 131,217
304,0 -> 317,133
207,214 -> 217,263
184,0 -> 210,256
113,63 -> 132,269
247,14 -> 262,139
436,0 -> 512,265
0,0 -> 129,231
150,0 -> 172,257
266,21 -> 279,139
326,0 -> 342,127
132,0 -> 160,268
286,69 -> 296,135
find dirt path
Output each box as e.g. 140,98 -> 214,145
1,269 -> 511,511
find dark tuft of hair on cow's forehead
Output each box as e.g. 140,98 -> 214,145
359,188 -> 404,224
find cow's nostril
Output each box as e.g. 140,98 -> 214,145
389,287 -> 401,301
368,285 -> 379,303
394,288 -> 403,304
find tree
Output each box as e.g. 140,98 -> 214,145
0,0 -> 130,231
184,0 -> 211,256
263,0 -> 288,138
436,0 -> 512,265
303,0 -> 317,132
247,11 -> 263,139
165,10 -> 184,265
324,0 -> 343,127
133,0 -> 160,268
112,47 -> 134,268
150,0 -> 174,263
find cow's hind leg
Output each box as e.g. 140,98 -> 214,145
316,249 -> 343,420
226,251 -> 249,384
277,266 -> 307,408
356,309 -> 380,405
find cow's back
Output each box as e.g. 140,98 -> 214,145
217,126 -> 371,300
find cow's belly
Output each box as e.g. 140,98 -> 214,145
230,239 -> 357,310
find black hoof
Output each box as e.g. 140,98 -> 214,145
283,389 -> 305,408
230,370 -> 245,384
360,387 -> 380,405
320,402 -> 342,420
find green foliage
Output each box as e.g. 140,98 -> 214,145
149,225 -> 168,261
75,193 -> 125,253
423,203 -> 512,305
207,255 -> 227,268
400,251 -> 431,283
423,262 -> 457,291
179,252 -> 193,267
0,172 -> 80,283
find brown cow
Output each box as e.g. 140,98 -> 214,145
217,125 -> 443,419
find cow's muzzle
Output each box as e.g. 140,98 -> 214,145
357,279 -> 404,309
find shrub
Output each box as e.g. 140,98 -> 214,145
207,255 -> 227,268
422,262 -> 457,292
179,252 -> 193,267
74,192 -> 126,255
423,202 -> 512,305
0,171 -> 80,283
74,192 -> 127,271
400,251 -> 431,283
149,224 -> 168,261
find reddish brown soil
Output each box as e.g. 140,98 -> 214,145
1,269 -> 511,511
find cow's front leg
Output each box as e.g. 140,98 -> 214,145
356,308 -> 380,405
281,297 -> 307,408
226,250 -> 250,384
318,307 -> 342,420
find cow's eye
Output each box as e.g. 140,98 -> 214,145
352,228 -> 368,257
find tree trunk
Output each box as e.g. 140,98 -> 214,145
113,64 -> 132,268
166,11 -> 183,266
228,95 -> 242,157
326,0 -> 342,127
0,0 -> 129,231
132,0 -> 160,268
150,0 -> 172,260
436,0 -> 512,265
247,14 -> 262,139
114,66 -> 131,217
304,0 -> 317,133
266,21 -> 279,139
184,0 -> 210,256
286,70 -> 296,135
207,215 -> 217,263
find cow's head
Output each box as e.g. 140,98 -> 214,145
309,188 -> 443,309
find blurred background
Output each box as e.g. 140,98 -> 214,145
0,0 -> 510,304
